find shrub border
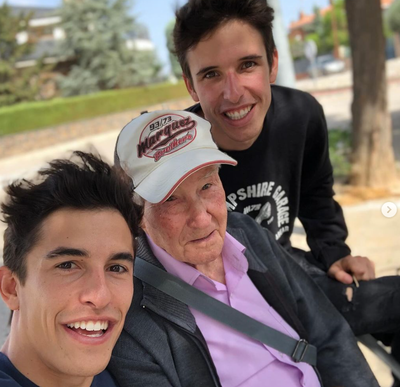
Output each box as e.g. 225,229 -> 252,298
0,81 -> 188,137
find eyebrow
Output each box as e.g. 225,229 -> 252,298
240,55 -> 263,61
203,166 -> 220,179
46,247 -> 134,263
111,252 -> 134,263
46,247 -> 87,258
196,65 -> 218,77
195,55 -> 264,77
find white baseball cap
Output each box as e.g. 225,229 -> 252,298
115,110 -> 237,203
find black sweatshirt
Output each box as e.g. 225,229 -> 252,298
187,85 -> 351,271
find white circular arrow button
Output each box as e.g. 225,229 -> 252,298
381,202 -> 398,218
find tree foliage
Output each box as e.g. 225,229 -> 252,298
387,0 -> 400,33
0,4 -> 38,107
165,19 -> 182,79
58,0 -> 161,96
307,0 -> 349,55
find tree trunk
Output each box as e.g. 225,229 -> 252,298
394,33 -> 400,58
345,0 -> 397,187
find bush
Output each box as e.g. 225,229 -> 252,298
329,129 -> 351,180
0,81 -> 188,137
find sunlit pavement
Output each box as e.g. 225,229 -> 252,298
1,60 -> 400,385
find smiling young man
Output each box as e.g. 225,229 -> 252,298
0,152 -> 142,387
173,0 -> 400,377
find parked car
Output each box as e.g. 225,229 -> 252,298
308,54 -> 346,77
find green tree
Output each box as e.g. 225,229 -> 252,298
308,0 -> 349,55
165,19 -> 182,79
386,0 -> 400,57
0,4 -> 38,107
58,0 -> 161,96
387,0 -> 400,33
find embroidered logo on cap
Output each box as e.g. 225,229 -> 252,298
137,113 -> 197,162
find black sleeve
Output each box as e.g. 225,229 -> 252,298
298,100 -> 351,270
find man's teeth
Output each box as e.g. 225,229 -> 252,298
225,106 -> 252,120
67,321 -> 109,332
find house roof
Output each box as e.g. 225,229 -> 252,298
381,0 -> 394,8
289,6 -> 330,31
10,5 -> 59,19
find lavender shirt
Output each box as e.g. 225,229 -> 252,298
146,233 -> 320,387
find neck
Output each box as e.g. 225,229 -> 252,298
2,322 -> 94,387
194,256 -> 226,284
211,128 -> 257,151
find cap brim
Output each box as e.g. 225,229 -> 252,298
135,148 -> 237,203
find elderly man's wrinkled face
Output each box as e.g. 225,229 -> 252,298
142,166 -> 227,266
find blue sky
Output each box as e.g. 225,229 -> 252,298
2,0 -> 329,74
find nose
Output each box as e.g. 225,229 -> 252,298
222,72 -> 243,104
187,199 -> 212,229
79,269 -> 112,310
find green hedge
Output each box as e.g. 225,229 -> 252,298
0,81 -> 189,137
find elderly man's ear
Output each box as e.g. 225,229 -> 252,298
140,210 -> 148,233
0,267 -> 20,311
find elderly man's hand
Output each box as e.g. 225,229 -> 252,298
327,255 -> 376,284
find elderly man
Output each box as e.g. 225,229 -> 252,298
109,110 -> 378,387
0,152 -> 142,387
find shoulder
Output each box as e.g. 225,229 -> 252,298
0,353 -> 34,387
185,103 -> 201,114
0,372 -> 24,386
91,370 -> 118,387
227,211 -> 274,233
271,85 -> 324,120
226,212 -> 276,253
271,84 -> 320,106
227,211 -> 259,229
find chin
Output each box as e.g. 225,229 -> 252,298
71,362 -> 108,378
197,250 -> 223,264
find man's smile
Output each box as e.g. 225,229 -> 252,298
223,104 -> 254,120
64,318 -> 116,340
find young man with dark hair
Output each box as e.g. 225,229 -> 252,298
173,0 -> 400,377
0,151 -> 142,387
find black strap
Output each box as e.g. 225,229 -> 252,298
135,257 -> 317,366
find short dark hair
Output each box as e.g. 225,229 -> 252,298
1,151 -> 142,284
173,0 -> 276,82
